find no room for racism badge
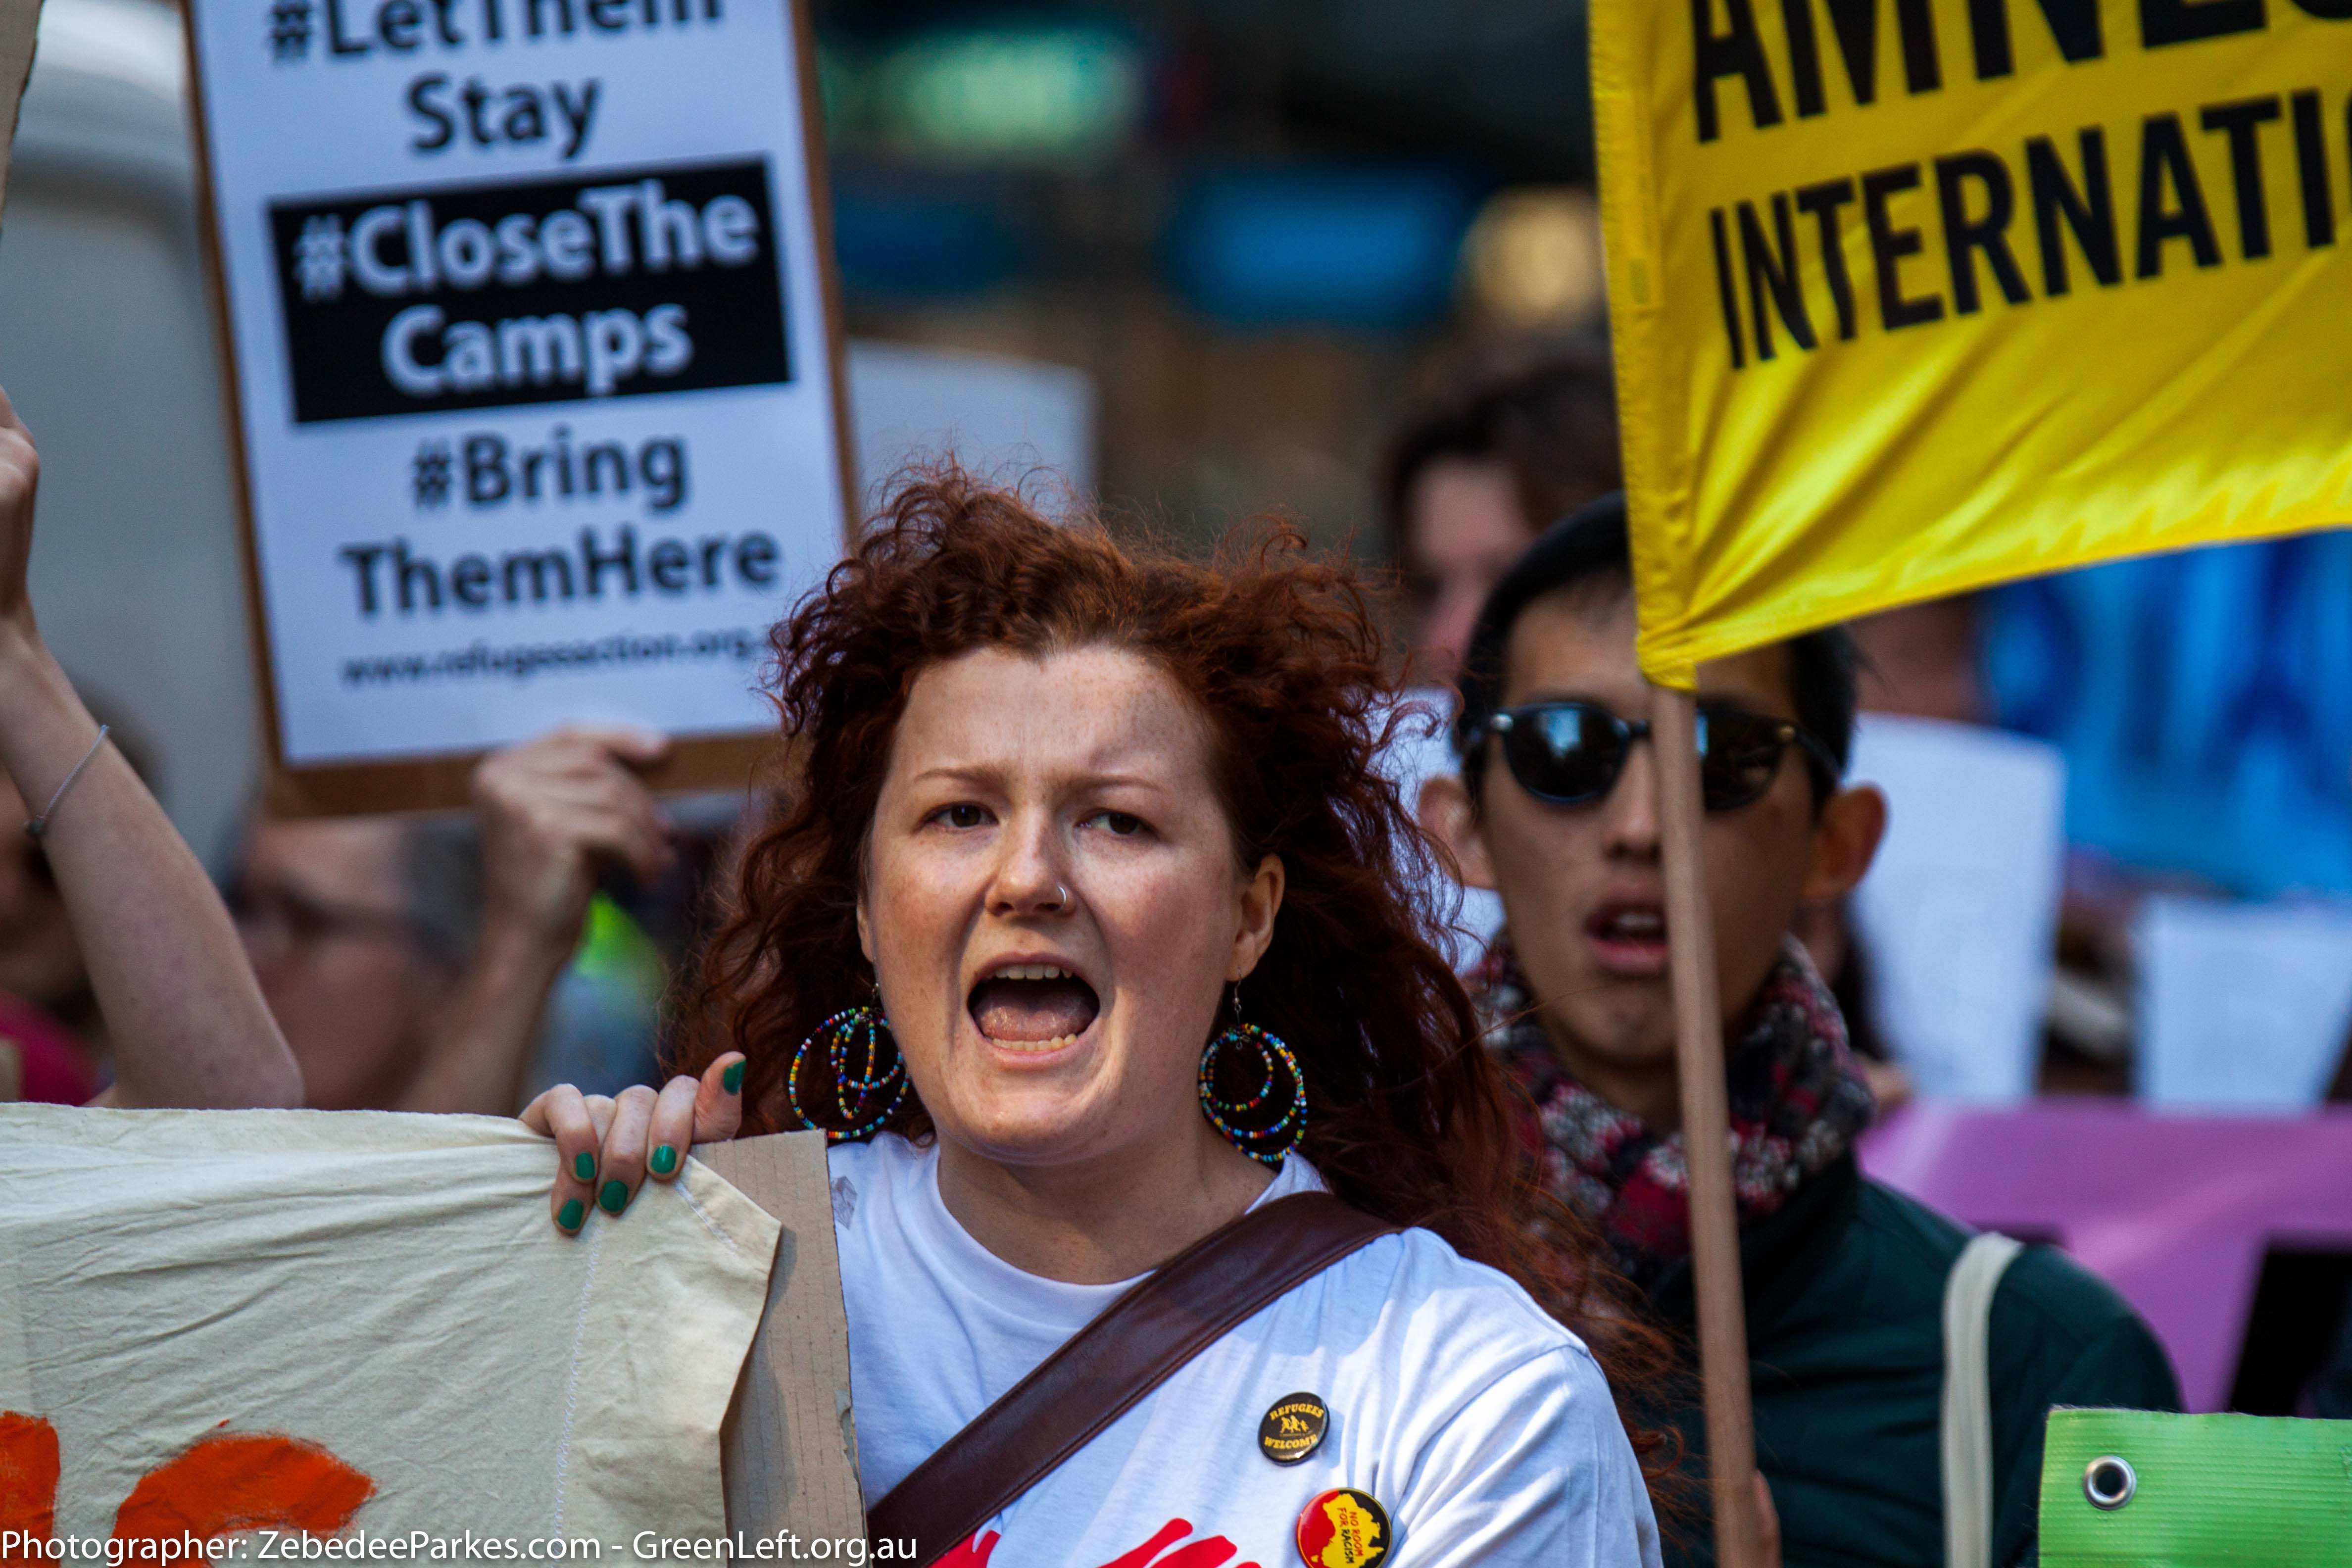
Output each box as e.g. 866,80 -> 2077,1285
1295,1488 -> 1390,1568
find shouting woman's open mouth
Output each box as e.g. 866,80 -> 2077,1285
968,961 -> 1102,1052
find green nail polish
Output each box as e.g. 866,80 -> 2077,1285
573,1151 -> 596,1181
557,1198 -> 585,1232
650,1144 -> 678,1176
722,1060 -> 744,1093
599,1178 -> 630,1214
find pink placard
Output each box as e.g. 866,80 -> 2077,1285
1860,1102 -> 2352,1412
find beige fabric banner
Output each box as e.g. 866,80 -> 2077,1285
0,1105 -> 780,1547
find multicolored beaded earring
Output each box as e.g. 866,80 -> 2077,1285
786,991 -> 908,1142
1197,990 -> 1307,1167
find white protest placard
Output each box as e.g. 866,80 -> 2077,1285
1846,714 -> 2066,1103
183,0 -> 848,811
2136,894 -> 2352,1112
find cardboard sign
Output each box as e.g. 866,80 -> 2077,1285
1861,1101 -> 2352,1412
0,0 -> 39,223
696,1130 -> 866,1537
0,1106 -> 850,1543
1592,0 -> 2352,683
183,0 -> 850,811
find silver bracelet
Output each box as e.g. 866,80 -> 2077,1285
25,724 -> 109,841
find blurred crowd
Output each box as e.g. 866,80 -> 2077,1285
5,327 -> 2346,1126
2,306 -> 2348,1565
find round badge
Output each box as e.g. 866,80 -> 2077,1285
1258,1391 -> 1329,1465
1294,1488 -> 1391,1568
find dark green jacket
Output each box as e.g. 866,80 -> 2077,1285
1650,1154 -> 2181,1568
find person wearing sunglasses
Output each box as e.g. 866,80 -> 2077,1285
1420,495 -> 2177,1568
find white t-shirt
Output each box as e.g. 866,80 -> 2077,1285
829,1135 -> 1662,1568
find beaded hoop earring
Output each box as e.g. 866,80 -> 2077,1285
787,996 -> 908,1142
1197,995 -> 1307,1168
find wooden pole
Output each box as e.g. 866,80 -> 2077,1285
1649,681 -> 1766,1568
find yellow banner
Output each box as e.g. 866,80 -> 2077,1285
1594,0 -> 2352,685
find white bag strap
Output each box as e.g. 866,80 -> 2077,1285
1942,1231 -> 2025,1568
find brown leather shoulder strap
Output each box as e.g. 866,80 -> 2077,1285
866,1191 -> 1400,1564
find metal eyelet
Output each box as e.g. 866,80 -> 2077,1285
2083,1455 -> 2136,1511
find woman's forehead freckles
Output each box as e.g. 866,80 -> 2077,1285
897,649 -> 1210,775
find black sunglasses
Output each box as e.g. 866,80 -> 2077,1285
1470,699 -> 1840,813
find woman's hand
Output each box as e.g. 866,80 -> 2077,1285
523,1050 -> 746,1232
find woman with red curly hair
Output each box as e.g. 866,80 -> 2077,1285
527,476 -> 1665,1565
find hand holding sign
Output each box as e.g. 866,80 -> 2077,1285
525,1051 -> 745,1232
397,725 -> 680,1114
474,723 -> 677,946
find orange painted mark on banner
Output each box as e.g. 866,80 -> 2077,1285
113,1432 -> 374,1543
0,1413 -> 61,1559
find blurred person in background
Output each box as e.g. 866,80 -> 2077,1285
1854,592 -> 2137,1095
1381,333 -> 1620,966
1420,498 -> 2178,1567
1381,330 -> 1621,683
227,728 -> 680,1113
1752,586 -> 1995,1113
1851,597 -> 1990,726
1822,594 -> 1990,1103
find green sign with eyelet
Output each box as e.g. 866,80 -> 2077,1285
2040,1409 -> 2352,1566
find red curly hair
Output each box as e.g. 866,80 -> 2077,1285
681,471 -> 1673,1485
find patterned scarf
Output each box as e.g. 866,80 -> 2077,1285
1475,935 -> 1875,1289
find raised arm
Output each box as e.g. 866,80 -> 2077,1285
397,725 -> 675,1114
0,387 -> 300,1108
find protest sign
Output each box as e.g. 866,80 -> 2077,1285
1847,714 -> 2065,1103
183,0 -> 850,812
0,0 -> 38,224
1590,6 -> 2352,1558
1592,0 -> 2352,685
1986,533 -> 2352,898
0,1106 -> 868,1545
2040,1409 -> 2352,1567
